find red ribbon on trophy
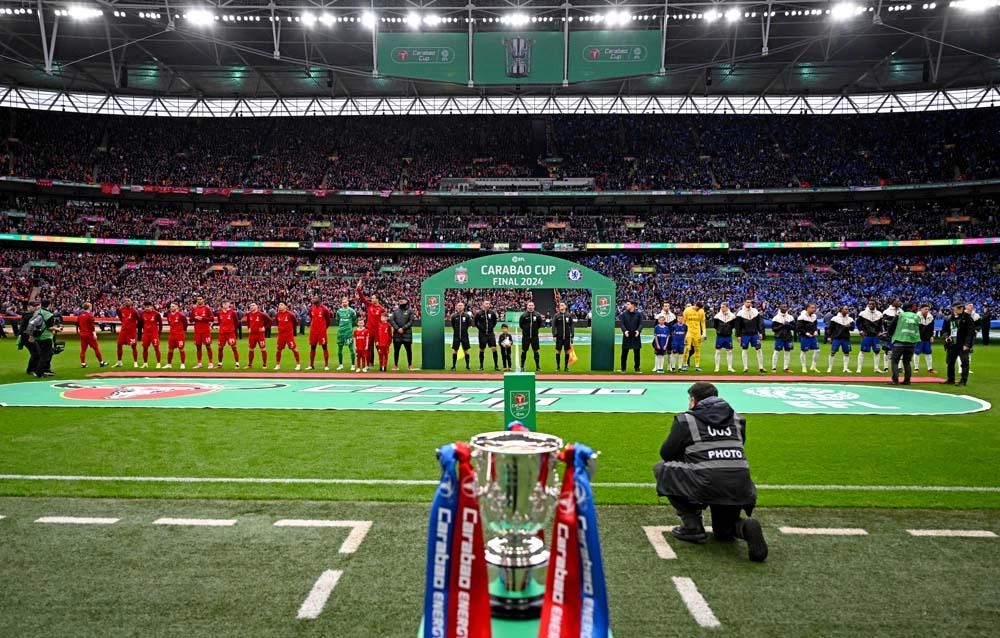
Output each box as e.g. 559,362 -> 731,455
538,446 -> 583,637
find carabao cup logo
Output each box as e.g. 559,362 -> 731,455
454,267 -> 469,285
509,391 -> 532,419
424,295 -> 442,317
595,295 -> 613,318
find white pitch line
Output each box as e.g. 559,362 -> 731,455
642,526 -> 678,560
779,527 -> 869,536
907,529 -> 998,538
152,518 -> 237,527
1,474 -> 998,493
672,577 -> 720,629
35,516 -> 120,525
273,520 -> 373,554
297,570 -> 343,620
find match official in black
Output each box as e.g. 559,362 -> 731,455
944,302 -> 974,387
519,301 -> 544,371
552,302 -> 575,372
450,301 -> 473,371
619,301 -> 642,373
653,382 -> 768,562
474,300 -> 500,371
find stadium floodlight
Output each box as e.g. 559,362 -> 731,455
725,8 -> 742,22
703,9 -> 722,22
301,12 -> 318,27
423,14 -> 441,26
506,13 -> 529,26
604,10 -> 629,26
951,0 -> 999,10
361,11 -> 376,28
319,13 -> 335,27
67,5 -> 102,20
186,9 -> 216,26
406,12 -> 420,27
830,2 -> 861,20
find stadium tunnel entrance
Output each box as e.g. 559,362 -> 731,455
420,253 -> 616,370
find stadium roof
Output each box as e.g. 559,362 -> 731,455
0,1 -> 997,102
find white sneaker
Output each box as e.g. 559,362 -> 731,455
826,367 -> 832,373
362,367 -> 368,372
162,364 -> 172,369
113,361 -> 123,368
208,363 -> 215,370
728,368 -> 736,373
274,365 -> 281,370
874,367 -> 883,373
294,364 -> 301,371
324,366 -> 330,371
133,362 -> 139,368
336,364 -> 344,371
180,364 -> 186,370
193,363 -> 202,369
81,363 -> 87,368
235,362 -> 240,369
156,363 -> 162,369
305,366 -> 314,371
350,365 -> 356,372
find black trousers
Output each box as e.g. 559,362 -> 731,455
890,342 -> 915,382
667,494 -> 754,542
25,341 -> 39,374
500,347 -> 512,369
621,336 -> 641,371
946,347 -> 970,383
34,339 -> 53,376
393,340 -> 412,366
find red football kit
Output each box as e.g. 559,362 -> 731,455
216,308 -> 240,364
190,304 -> 214,346
140,309 -> 163,363
353,327 -> 371,368
166,311 -> 188,365
309,304 -> 333,347
246,311 -> 271,349
116,306 -> 139,345
376,320 -> 393,369
77,311 -> 104,364
274,310 -> 300,366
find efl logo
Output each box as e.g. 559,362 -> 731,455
59,383 -> 221,401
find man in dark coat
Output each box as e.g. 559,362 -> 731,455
653,382 -> 768,562
943,302 -> 974,387
389,297 -> 414,371
619,301 -> 643,373
17,300 -> 40,375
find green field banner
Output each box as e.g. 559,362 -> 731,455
378,33 -> 469,84
568,30 -> 662,82
473,32 -> 564,85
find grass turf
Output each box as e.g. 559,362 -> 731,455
0,498 -> 997,638
0,331 -> 997,508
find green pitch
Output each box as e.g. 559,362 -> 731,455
0,330 -> 997,637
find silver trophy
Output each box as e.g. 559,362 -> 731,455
470,430 -> 563,618
504,37 -> 532,78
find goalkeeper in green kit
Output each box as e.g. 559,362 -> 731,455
335,295 -> 358,371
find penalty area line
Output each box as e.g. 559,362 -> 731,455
672,576 -> 721,628
297,570 -> 343,620
907,529 -> 998,538
1,474 -> 998,493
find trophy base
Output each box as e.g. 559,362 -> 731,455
489,593 -> 543,619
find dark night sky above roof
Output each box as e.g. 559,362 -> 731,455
0,2 -> 997,99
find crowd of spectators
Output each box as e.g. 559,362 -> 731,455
2,196 -> 997,244
3,109 -> 999,191
2,249 -> 996,325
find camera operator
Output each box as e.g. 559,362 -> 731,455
26,299 -> 61,378
17,300 -> 40,375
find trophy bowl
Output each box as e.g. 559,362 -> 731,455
470,430 -> 563,619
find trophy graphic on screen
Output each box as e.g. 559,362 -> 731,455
504,36 -> 533,78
